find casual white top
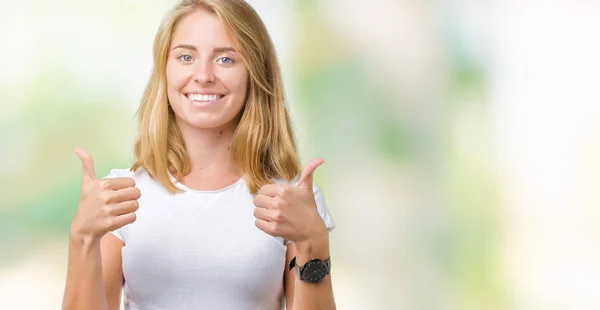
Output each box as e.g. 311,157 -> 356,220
106,168 -> 335,310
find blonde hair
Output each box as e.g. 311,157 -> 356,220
131,0 -> 301,194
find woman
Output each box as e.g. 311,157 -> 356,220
61,0 -> 336,309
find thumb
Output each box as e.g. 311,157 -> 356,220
296,158 -> 324,189
74,147 -> 96,182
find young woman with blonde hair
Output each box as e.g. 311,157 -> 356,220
61,0 -> 336,309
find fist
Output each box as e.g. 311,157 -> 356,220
69,147 -> 140,243
253,158 -> 328,244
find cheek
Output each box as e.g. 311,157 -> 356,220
222,68 -> 249,98
166,62 -> 192,93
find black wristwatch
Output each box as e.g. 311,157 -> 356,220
289,256 -> 331,283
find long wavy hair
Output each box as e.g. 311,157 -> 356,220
131,0 -> 301,194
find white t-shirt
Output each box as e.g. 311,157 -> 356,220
105,168 -> 335,310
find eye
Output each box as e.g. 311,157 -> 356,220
217,56 -> 234,65
178,54 -> 193,63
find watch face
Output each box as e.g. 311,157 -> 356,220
302,259 -> 328,283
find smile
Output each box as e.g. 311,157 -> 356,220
185,93 -> 225,102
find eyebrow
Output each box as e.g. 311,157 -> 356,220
171,44 -> 236,54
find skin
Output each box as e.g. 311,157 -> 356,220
166,8 -> 249,189
62,8 -> 335,310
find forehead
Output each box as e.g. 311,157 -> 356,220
171,9 -> 233,48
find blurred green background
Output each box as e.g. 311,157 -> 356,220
2,1 -> 600,309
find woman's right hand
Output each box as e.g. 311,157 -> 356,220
70,147 -> 140,245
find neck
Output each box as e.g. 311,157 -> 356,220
176,119 -> 241,179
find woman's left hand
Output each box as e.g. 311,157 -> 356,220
253,158 -> 328,244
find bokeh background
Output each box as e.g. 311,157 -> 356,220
1,0 -> 600,309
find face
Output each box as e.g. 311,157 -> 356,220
166,9 -> 248,130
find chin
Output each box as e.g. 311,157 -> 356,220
178,112 -> 240,130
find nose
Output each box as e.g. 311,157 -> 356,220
193,61 -> 215,84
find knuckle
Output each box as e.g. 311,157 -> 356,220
104,217 -> 116,230
100,205 -> 112,217
279,186 -> 294,197
100,192 -> 112,204
98,180 -> 110,191
278,187 -> 288,197
274,198 -> 286,209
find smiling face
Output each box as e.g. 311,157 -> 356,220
166,9 -> 249,130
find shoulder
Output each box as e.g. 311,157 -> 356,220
104,167 -> 172,194
106,168 -> 134,178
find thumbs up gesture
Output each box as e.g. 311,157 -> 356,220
253,158 -> 328,245
69,147 -> 140,244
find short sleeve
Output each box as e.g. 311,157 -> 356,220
284,183 -> 336,246
108,228 -> 124,242
103,169 -> 125,242
313,183 -> 336,232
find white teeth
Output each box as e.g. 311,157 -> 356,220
188,94 -> 220,102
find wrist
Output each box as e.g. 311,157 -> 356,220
294,232 -> 330,264
69,230 -> 102,251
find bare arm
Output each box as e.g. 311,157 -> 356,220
285,234 -> 336,310
101,234 -> 125,310
62,233 -> 125,310
285,243 -> 296,309
62,235 -> 108,310
254,158 -> 336,310
63,148 -> 138,310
